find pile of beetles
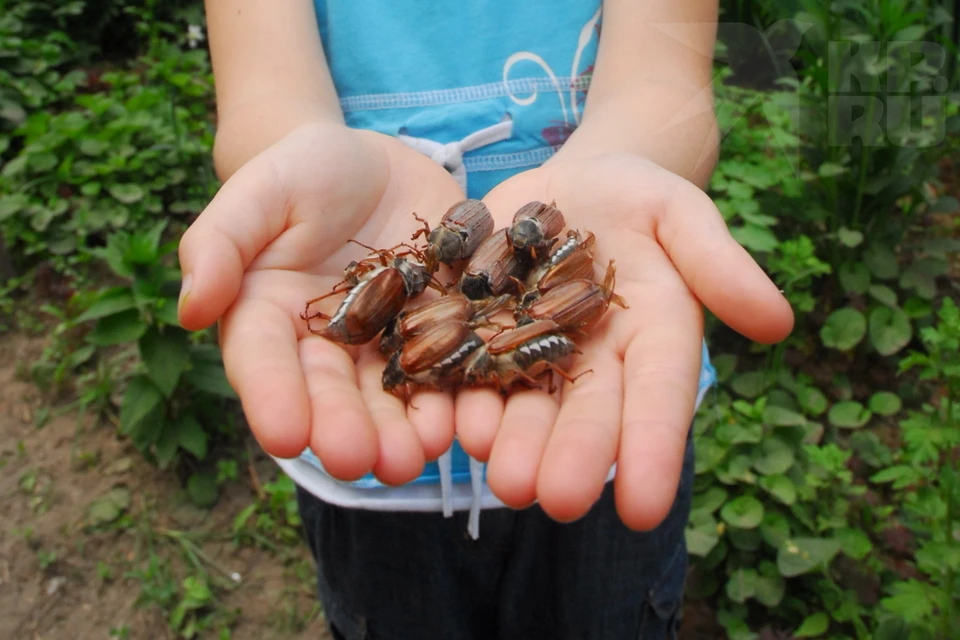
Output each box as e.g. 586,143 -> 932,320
300,199 -> 627,399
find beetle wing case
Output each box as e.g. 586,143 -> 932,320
459,229 -> 531,300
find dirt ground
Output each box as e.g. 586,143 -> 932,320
0,331 -> 332,640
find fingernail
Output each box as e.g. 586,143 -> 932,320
178,273 -> 193,312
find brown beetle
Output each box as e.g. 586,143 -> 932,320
378,292 -> 512,355
302,250 -> 438,345
516,229 -> 597,307
382,321 -> 487,397
462,319 -> 588,393
515,260 -> 627,334
411,200 -> 495,273
458,229 -> 532,300
507,200 -> 565,258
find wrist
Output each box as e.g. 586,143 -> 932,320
548,80 -> 719,189
212,99 -> 345,181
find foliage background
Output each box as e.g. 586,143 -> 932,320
1,0 -> 958,638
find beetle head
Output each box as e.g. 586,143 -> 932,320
381,352 -> 406,389
394,258 -> 431,297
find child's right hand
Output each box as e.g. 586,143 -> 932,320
177,122 -> 467,485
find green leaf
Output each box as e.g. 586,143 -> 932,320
753,439 -> 795,475
754,573 -> 785,608
119,376 -> 164,436
29,152 -> 58,172
777,538 -> 841,577
686,527 -> 720,557
828,401 -> 872,429
835,527 -> 873,560
86,487 -> 132,527
863,245 -> 899,280
107,183 -> 146,204
183,361 -> 237,399
75,288 -> 137,323
758,475 -> 796,505
720,495 -> 764,529
731,224 -> 779,253
88,309 -> 148,346
187,472 -> 218,508
867,391 -> 901,416
900,262 -> 939,299
692,486 -> 729,514
762,405 -> 807,427
868,284 -> 897,307
725,568 -> 757,603
730,371 -> 770,399
837,227 -> 863,247
902,296 -> 932,319
177,415 -> 208,460
139,327 -> 189,398
868,306 -> 913,356
796,386 -> 828,416
838,263 -> 870,294
818,162 -> 847,177
760,512 -> 791,548
795,612 -> 829,638
820,308 -> 866,350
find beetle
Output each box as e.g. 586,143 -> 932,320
515,229 -> 597,307
411,199 -> 495,273
458,228 -> 532,300
507,200 -> 565,258
461,319 -> 589,393
381,320 -> 487,398
514,260 -> 627,334
301,245 -> 440,345
378,292 -> 512,355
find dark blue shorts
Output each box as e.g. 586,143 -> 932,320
295,431 -> 694,640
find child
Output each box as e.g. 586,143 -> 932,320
178,1 -> 794,637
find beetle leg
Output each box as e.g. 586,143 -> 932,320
545,363 -> 592,385
602,259 -> 628,309
426,273 -> 448,295
410,211 -> 432,241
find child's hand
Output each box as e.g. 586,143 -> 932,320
178,122 -> 468,484
453,153 -> 794,530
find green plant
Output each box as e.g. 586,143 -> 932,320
870,298 -> 960,639
75,222 -> 236,478
689,360 -> 877,638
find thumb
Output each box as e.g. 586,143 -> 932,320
177,123 -> 389,330
655,175 -> 794,344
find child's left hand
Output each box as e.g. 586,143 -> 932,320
450,153 -> 794,530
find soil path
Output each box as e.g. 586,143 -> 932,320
0,331 -> 332,639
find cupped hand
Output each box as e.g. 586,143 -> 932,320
178,122 -> 467,485
451,153 -> 794,530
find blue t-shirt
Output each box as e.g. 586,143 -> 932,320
276,1 -> 717,513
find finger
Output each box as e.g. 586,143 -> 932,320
220,298 -> 311,459
613,282 -> 702,531
298,336 -> 379,481
454,387 -> 505,462
407,390 -> 456,462
536,343 -> 622,521
486,388 -> 559,508
356,351 -> 426,486
178,153 -> 292,331
655,182 -> 794,343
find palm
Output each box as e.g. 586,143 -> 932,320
451,155 -> 793,528
179,123 -> 469,482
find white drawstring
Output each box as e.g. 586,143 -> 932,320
437,447 -> 454,518
398,115 -> 514,192
467,455 -> 484,539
